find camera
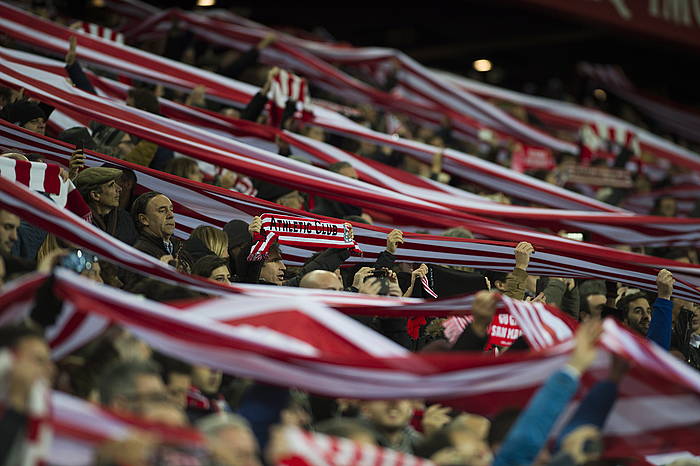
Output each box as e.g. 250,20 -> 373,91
59,249 -> 97,274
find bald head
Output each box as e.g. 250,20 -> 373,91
299,270 -> 343,291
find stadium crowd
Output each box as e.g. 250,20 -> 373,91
1,1 -> 700,466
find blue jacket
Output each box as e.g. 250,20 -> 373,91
647,297 -> 673,349
493,367 -> 580,466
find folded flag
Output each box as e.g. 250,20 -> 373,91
0,156 -> 91,221
248,213 -> 362,261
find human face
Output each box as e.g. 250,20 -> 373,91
361,400 -> 413,432
139,195 -> 175,240
0,210 -> 20,254
216,427 -> 261,466
81,261 -> 103,284
116,133 -> 135,158
690,305 -> 700,335
166,372 -> 191,409
191,365 -> 222,395
121,374 -> 170,415
659,197 -> 677,217
15,336 -> 55,383
92,180 -> 121,210
23,117 -> 45,135
260,252 -> 286,285
0,256 -> 5,289
276,191 -> 304,210
338,166 -> 358,180
187,164 -> 204,183
209,265 -> 231,284
624,297 -> 652,335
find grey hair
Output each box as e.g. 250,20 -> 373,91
98,360 -> 161,405
196,412 -> 252,437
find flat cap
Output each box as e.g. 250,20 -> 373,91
74,167 -> 122,194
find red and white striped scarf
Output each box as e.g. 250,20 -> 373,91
249,214 -> 361,261
0,156 -> 91,221
278,427 -> 435,466
75,21 -> 124,44
2,129 -> 700,306
0,349 -> 52,466
267,68 -> 313,127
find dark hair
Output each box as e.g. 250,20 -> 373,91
127,87 -> 160,115
0,324 -> 44,349
193,255 -> 229,278
131,191 -> 162,231
152,352 -> 192,380
488,407 -> 522,448
650,195 -> 677,216
483,270 -> 507,286
616,291 -> 649,321
130,278 -> 206,302
98,359 -> 162,405
164,157 -> 199,180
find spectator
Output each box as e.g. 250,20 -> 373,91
359,399 -> 422,453
97,359 -> 169,417
131,192 -> 179,262
651,195 -> 678,217
0,208 -> 20,255
193,255 -> 232,284
197,413 -> 262,466
0,100 -> 46,135
311,161 -> 363,219
184,225 -> 229,263
492,319 -> 603,466
164,157 -> 204,183
616,269 -> 674,348
299,269 -> 343,290
0,325 -> 55,465
188,364 -> 229,422
73,167 -> 138,245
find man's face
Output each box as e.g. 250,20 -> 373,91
23,117 -> 45,135
0,210 -> 20,254
260,252 -> 286,285
15,336 -> 55,383
92,180 -> 121,209
191,364 -> 222,395
119,373 -> 169,415
166,372 -> 191,409
338,166 -> 358,180
0,256 -> 5,289
216,427 -> 261,466
624,297 -> 652,335
659,198 -> 677,217
276,191 -> 304,211
187,164 -> 204,183
362,400 -> 413,432
139,195 -> 175,240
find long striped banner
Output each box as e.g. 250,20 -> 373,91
3,122 -> 700,303
3,268 -> 700,463
3,47 -> 700,253
0,1 -> 629,213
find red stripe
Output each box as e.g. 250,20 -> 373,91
49,311 -> 87,350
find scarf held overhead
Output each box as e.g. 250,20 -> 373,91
249,213 -> 361,261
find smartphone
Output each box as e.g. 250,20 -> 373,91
60,249 -> 93,273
